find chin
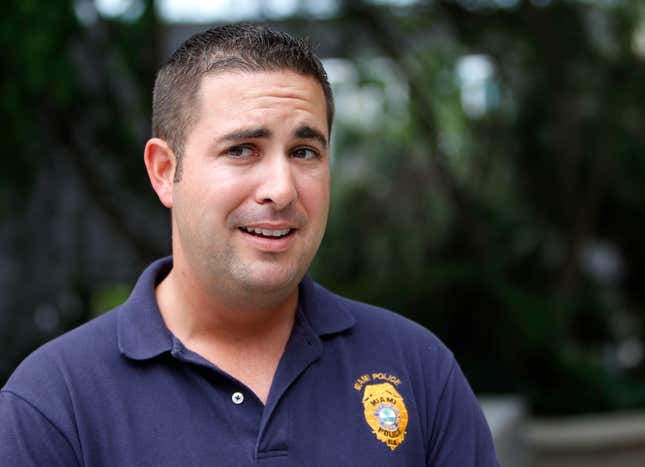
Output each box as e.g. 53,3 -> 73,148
235,264 -> 304,294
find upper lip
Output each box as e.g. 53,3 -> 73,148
240,222 -> 297,230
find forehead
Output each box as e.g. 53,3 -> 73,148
194,70 -> 329,135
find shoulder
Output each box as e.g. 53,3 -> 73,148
2,308 -> 119,401
312,284 -> 498,465
1,309 -> 120,459
311,281 -> 457,386
314,281 -> 449,352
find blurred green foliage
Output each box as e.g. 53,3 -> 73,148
91,283 -> 132,318
1,1 -> 79,215
3,0 -> 645,416
312,0 -> 645,415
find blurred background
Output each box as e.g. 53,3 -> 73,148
2,0 -> 645,465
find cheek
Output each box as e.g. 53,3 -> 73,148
298,173 -> 330,222
215,167 -> 258,199
197,169 -> 252,212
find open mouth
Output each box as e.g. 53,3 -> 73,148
239,226 -> 294,239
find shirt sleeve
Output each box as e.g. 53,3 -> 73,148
426,361 -> 500,467
0,390 -> 81,467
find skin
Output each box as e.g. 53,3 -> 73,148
143,70 -> 330,403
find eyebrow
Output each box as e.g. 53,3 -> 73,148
294,125 -> 328,149
220,127 -> 272,142
218,125 -> 328,148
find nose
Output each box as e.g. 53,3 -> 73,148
254,155 -> 298,210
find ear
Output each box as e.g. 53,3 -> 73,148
144,138 -> 176,208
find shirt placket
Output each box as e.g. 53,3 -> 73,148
167,314 -> 322,465
254,313 -> 322,464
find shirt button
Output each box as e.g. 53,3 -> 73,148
232,392 -> 244,404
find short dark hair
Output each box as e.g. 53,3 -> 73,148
152,24 -> 334,181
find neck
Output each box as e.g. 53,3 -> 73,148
155,264 -> 299,345
155,263 -> 299,405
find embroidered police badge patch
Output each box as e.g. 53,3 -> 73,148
361,382 -> 408,451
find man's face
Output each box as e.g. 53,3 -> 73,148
170,70 -> 330,301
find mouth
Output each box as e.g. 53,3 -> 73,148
239,226 -> 295,239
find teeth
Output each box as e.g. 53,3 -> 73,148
242,227 -> 291,237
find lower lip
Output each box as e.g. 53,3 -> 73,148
239,229 -> 296,253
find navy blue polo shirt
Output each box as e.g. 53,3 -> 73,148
1,258 -> 498,466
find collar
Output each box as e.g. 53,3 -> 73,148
297,274 -> 356,337
117,257 -> 356,361
117,257 -> 175,360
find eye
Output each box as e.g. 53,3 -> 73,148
291,147 -> 319,160
225,145 -> 256,158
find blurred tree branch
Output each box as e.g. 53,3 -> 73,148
343,0 -> 488,255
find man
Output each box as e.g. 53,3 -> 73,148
1,25 -> 498,466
